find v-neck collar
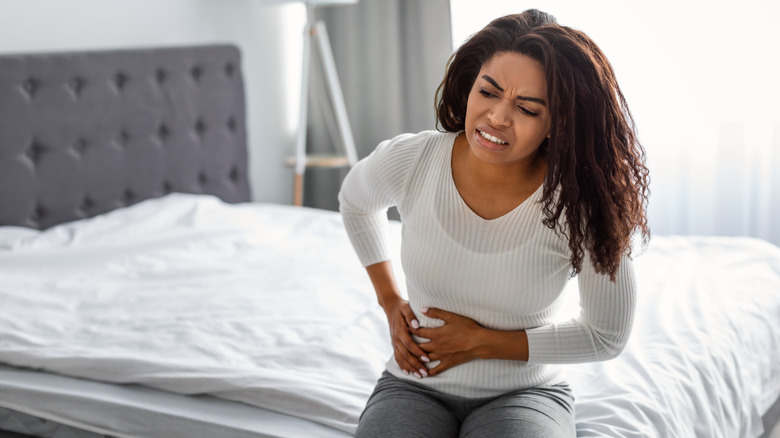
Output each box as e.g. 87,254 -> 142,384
445,135 -> 543,222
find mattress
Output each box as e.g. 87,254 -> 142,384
1,194 -> 779,437
0,364 -> 348,438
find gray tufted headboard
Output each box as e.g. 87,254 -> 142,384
0,44 -> 251,229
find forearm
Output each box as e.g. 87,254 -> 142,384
525,255 -> 636,364
365,261 -> 403,312
474,327 -> 529,362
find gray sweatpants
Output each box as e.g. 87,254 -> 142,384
355,371 -> 575,438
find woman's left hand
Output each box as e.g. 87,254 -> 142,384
412,307 -> 485,377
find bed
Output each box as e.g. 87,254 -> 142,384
0,44 -> 779,438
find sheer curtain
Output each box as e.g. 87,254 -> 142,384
303,0 -> 452,211
451,0 -> 780,246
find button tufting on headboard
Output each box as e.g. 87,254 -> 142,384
190,65 -> 203,82
157,124 -> 169,142
73,138 -> 89,156
26,141 -> 46,164
0,44 -> 250,229
123,189 -> 135,204
81,197 -> 95,212
194,119 -> 206,137
115,130 -> 131,147
22,78 -> 40,99
229,167 -> 240,183
32,205 -> 47,221
68,77 -> 84,98
114,72 -> 128,92
155,69 -> 167,85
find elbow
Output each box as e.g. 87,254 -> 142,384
590,325 -> 632,361
598,339 -> 628,361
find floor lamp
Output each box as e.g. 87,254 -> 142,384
271,0 -> 359,206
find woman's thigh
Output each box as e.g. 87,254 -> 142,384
355,372 -> 459,438
459,384 -> 575,438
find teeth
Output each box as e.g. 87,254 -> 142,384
479,130 -> 507,145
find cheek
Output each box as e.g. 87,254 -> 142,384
516,117 -> 550,142
464,94 -> 479,123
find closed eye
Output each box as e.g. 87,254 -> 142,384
479,89 -> 497,98
480,89 -> 538,116
518,106 -> 539,117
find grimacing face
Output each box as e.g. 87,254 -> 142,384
463,51 -> 551,167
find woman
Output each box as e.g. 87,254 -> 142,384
339,9 -> 650,437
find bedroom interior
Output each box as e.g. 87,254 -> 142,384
0,1 -> 778,437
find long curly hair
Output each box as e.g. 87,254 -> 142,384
436,11 -> 650,280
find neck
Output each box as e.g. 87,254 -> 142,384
455,133 -> 546,194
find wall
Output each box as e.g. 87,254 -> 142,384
0,0 -> 306,205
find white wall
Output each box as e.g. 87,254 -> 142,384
0,0 -> 306,204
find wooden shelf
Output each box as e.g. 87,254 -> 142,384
285,154 -> 351,168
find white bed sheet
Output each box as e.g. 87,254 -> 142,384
0,194 -> 397,434
0,364 -> 350,438
1,194 -> 779,437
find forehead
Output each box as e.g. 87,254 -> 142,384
478,51 -> 547,94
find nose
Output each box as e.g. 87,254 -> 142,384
487,100 -> 512,127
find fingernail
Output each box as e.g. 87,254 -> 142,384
421,356 -> 430,363
411,319 -> 419,329
421,307 -> 429,313
414,372 -> 422,379
419,368 -> 428,377
402,369 -> 409,375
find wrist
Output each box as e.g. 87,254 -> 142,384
473,327 -> 529,362
378,294 -> 404,315
472,326 -> 493,359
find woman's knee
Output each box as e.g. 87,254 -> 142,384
459,385 -> 575,438
356,374 -> 459,438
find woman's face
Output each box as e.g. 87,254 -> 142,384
464,51 -> 551,167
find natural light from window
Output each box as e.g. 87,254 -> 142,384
450,0 -> 780,245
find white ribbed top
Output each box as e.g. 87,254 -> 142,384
339,131 -> 636,397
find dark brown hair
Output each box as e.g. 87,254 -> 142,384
436,12 -> 650,280
437,10 -> 557,132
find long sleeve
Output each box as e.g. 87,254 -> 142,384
525,252 -> 637,364
338,132 -> 423,267
344,130 -> 638,396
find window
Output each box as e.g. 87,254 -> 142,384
451,0 -> 780,245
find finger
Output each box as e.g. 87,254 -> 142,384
412,326 -> 437,339
399,330 -> 431,365
426,358 -> 453,377
399,302 -> 420,330
398,348 -> 428,378
421,307 -> 455,321
418,341 -> 436,353
393,340 -> 419,371
394,348 -> 420,377
394,326 -> 427,365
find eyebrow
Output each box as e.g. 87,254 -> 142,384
481,75 -> 547,106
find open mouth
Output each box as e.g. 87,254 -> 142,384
477,129 -> 508,145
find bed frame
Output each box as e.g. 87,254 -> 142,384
0,44 -> 251,229
0,44 -> 269,438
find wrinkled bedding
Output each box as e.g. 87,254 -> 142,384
1,194 -> 778,437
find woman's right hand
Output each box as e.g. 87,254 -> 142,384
383,298 -> 430,378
